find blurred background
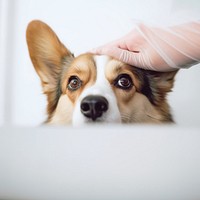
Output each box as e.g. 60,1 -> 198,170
0,0 -> 200,126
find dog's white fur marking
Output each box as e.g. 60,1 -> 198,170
72,55 -> 121,126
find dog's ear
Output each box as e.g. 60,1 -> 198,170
26,20 -> 74,93
148,70 -> 178,92
141,70 -> 178,106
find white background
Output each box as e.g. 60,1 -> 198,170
0,0 -> 200,126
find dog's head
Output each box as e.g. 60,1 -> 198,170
26,20 -> 177,126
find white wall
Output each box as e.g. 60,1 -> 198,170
1,0 -> 200,126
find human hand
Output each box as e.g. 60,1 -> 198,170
90,22 -> 200,71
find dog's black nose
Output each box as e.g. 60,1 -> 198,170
80,95 -> 108,121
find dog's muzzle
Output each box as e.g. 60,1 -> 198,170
80,95 -> 108,121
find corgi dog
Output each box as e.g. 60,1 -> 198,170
26,20 -> 177,126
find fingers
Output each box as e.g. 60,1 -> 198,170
89,44 -> 121,57
90,44 -> 142,67
89,41 -> 117,55
89,46 -> 106,55
119,49 -> 151,69
90,45 -> 156,70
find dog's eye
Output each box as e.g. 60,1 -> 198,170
68,76 -> 82,91
114,74 -> 133,90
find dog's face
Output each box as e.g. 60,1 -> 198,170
26,20 -> 177,126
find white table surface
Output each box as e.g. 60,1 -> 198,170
0,125 -> 200,200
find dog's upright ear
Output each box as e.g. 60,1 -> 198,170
148,70 -> 178,91
26,20 -> 74,93
142,70 -> 178,107
26,20 -> 74,118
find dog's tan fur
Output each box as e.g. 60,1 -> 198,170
26,20 -> 177,124
62,54 -> 97,103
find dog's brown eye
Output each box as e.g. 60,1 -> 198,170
68,76 -> 82,91
114,74 -> 133,90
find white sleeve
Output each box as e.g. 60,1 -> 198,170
141,22 -> 200,69
132,0 -> 200,69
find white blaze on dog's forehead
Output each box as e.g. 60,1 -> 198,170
80,55 -> 110,96
94,55 -> 109,85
